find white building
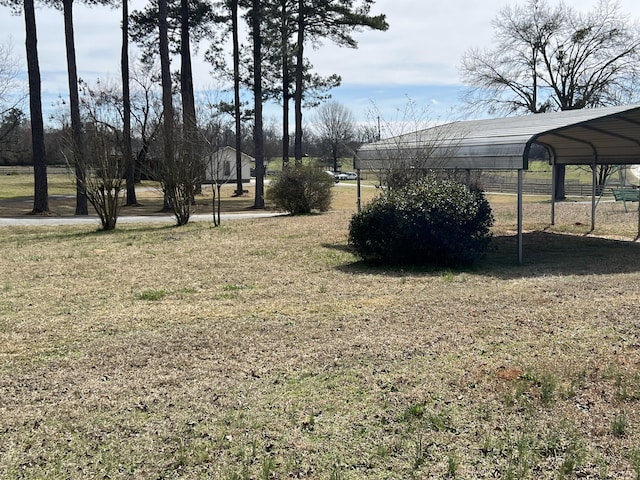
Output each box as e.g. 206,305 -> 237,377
204,146 -> 252,184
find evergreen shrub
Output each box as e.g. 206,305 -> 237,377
348,176 -> 494,266
266,164 -> 334,215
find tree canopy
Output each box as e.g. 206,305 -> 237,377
461,0 -> 640,116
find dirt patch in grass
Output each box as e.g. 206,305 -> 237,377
1,192 -> 640,478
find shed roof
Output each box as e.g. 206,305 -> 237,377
356,105 -> 640,170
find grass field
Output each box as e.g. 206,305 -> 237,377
1,175 -> 640,479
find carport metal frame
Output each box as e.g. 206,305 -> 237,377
354,105 -> 640,264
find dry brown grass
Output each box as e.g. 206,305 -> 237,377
1,183 -> 640,479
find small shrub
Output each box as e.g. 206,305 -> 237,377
348,176 -> 493,267
266,164 -> 334,215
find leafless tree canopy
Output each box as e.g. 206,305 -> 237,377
0,41 -> 22,115
461,0 -> 640,116
313,101 -> 355,172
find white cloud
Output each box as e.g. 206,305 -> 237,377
2,0 -> 640,122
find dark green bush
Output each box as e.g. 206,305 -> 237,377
348,176 -> 494,267
266,164 -> 334,215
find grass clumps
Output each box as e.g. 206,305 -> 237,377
348,176 -> 494,267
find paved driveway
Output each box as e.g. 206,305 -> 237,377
0,211 -> 284,227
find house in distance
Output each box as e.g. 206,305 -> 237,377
204,146 -> 252,184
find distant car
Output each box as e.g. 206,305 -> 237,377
343,172 -> 358,180
325,171 -> 340,182
335,172 -> 349,181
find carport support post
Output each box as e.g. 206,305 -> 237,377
551,157 -> 556,225
518,169 -> 523,265
356,168 -> 361,212
591,156 -> 597,232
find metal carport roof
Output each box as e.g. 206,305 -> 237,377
354,105 -> 640,264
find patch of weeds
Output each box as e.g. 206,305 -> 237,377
413,433 -> 426,469
218,283 -> 251,300
539,372 -> 558,406
502,378 -> 533,407
629,448 -> 640,480
249,249 -> 277,259
614,372 -> 640,402
261,456 -> 277,480
562,369 -> 587,400
479,435 -> 496,456
374,444 -> 391,460
301,411 -> 315,432
222,283 -> 249,292
497,427 -> 533,480
402,402 -> 426,422
446,452 -> 459,478
176,287 -> 198,299
427,411 -> 453,433
441,270 -> 456,282
611,412 -> 627,438
136,289 -> 167,301
329,460 -> 345,480
594,454 -> 610,480
559,447 -> 585,478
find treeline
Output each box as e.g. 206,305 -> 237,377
1,0 -> 388,217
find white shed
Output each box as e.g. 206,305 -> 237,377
204,146 -> 252,184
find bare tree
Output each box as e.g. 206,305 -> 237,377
461,0 -> 640,198
313,101 -> 355,173
359,99 -> 465,192
0,41 -> 23,115
55,79 -> 130,230
129,62 -> 163,182
0,41 -> 26,156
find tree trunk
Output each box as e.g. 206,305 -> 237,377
62,0 -> 88,215
158,0 -> 174,214
252,0 -> 265,208
23,0 -> 49,213
554,164 -> 566,200
122,0 -> 137,206
293,0 -> 304,164
180,0 -> 198,196
158,0 -> 173,172
231,0 -> 243,196
280,0 -> 290,167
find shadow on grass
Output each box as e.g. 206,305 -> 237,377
328,231 -> 640,279
0,222 -> 181,245
484,231 -> 640,277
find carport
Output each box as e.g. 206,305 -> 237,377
354,104 -> 640,264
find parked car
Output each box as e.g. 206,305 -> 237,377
335,172 -> 349,181
325,171 -> 340,182
343,172 -> 358,180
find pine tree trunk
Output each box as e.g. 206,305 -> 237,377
232,0 -> 243,196
252,0 -> 265,208
23,0 -> 49,214
293,0 -> 304,164
62,0 -> 88,215
122,0 -> 137,206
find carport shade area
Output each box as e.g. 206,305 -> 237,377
354,104 -> 640,264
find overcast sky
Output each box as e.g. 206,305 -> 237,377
2,0 -> 640,126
